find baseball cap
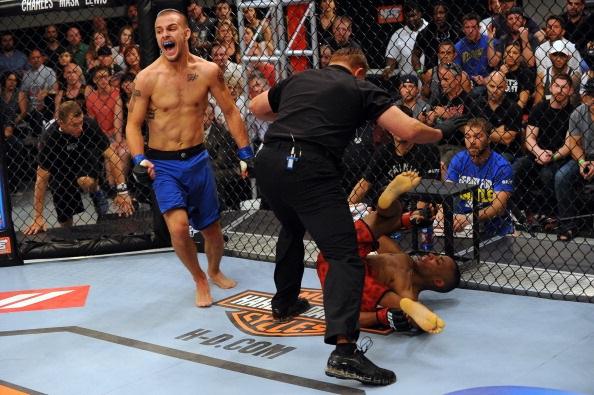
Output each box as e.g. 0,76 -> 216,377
400,74 -> 419,86
549,40 -> 571,57
97,46 -> 113,57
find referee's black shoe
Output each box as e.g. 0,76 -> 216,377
325,341 -> 396,386
271,298 -> 310,323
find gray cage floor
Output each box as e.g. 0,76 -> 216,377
0,252 -> 593,395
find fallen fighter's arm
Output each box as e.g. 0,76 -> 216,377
361,254 -> 445,334
359,290 -> 445,335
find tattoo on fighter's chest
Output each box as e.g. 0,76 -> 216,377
187,73 -> 198,81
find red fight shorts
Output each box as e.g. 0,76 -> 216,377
316,219 -> 390,312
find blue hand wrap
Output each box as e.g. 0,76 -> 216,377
133,154 -> 147,166
237,146 -> 255,160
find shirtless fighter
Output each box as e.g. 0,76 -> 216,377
317,172 -> 460,334
126,9 -> 253,307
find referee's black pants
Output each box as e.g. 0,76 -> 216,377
254,142 -> 364,345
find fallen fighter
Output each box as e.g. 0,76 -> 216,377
317,171 -> 460,334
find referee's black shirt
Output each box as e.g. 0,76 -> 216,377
265,65 -> 393,159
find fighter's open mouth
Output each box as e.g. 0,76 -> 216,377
163,41 -> 175,50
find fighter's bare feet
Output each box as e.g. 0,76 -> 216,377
400,298 -> 445,334
209,271 -> 237,289
195,278 -> 213,307
378,171 -> 422,210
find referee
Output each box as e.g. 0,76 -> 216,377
250,48 -> 448,385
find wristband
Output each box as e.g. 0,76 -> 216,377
133,154 -> 147,166
579,159 -> 586,165
553,153 -> 560,161
415,68 -> 423,76
237,146 -> 254,160
117,191 -> 129,196
116,183 -> 128,192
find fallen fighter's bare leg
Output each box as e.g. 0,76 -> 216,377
377,171 -> 422,213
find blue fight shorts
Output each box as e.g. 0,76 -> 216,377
147,144 -> 220,230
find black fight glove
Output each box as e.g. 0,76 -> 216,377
132,164 -> 152,185
435,115 -> 469,140
377,307 -> 417,333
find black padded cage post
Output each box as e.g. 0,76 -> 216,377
0,132 -> 24,267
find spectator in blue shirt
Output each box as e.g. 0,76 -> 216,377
436,117 -> 514,237
0,32 -> 29,75
455,13 -> 492,93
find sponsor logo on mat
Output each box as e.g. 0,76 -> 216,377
176,328 -> 295,359
0,285 -> 90,313
0,236 -> 12,254
215,288 -> 391,337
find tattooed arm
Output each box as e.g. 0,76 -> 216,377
125,70 -> 151,157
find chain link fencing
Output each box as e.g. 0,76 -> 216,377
1,0 -> 593,301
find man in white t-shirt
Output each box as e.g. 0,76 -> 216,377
383,2 -> 427,78
535,15 -> 582,76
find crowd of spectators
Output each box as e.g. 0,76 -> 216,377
0,0 -> 594,242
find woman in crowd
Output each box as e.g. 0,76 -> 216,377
215,20 -> 241,63
243,26 -> 273,57
56,50 -> 75,90
318,0 -> 337,45
123,45 -> 142,75
113,25 -> 136,71
118,72 -> 136,126
242,7 -> 273,54
86,66 -> 129,191
1,72 -> 28,129
85,31 -> 113,74
320,44 -> 333,68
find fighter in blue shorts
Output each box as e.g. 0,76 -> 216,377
148,145 -> 220,231
125,9 -> 253,307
